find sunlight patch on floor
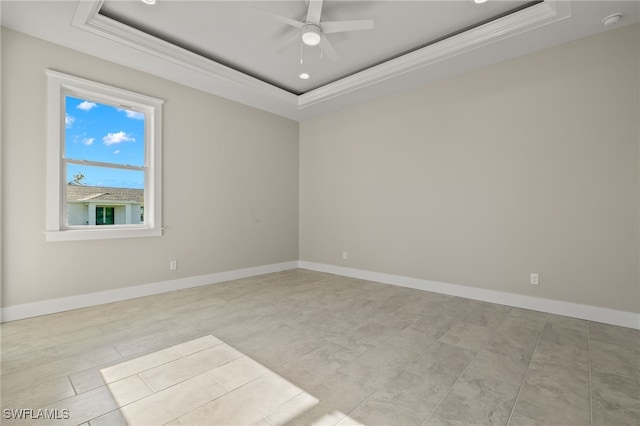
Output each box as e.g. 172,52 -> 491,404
99,335 -> 361,425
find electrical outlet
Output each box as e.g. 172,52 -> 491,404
342,251 -> 348,260
530,273 -> 539,285
170,260 -> 177,271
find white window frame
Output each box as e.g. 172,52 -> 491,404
46,70 -> 163,241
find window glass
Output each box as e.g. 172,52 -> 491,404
65,96 -> 145,167
66,164 -> 145,189
64,96 -> 146,228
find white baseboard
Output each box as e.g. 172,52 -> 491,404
0,261 -> 298,323
298,261 -> 640,330
3,260 -> 638,330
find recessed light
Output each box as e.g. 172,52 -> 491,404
299,73 -> 310,80
602,13 -> 622,26
141,0 -> 157,5
474,0 -> 488,3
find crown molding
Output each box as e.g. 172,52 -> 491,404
299,1 -> 571,108
71,0 -> 297,106
71,1 -> 571,117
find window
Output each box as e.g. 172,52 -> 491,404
46,70 -> 163,241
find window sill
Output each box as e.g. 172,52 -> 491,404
46,227 -> 163,242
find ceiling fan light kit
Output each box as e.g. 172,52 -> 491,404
302,24 -> 322,46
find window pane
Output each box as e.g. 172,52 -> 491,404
64,95 -> 145,167
66,164 -> 144,227
67,163 -> 143,189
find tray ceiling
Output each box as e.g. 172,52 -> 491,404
98,0 -> 536,95
1,1 -> 639,120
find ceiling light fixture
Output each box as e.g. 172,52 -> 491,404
301,24 -> 322,46
474,0 -> 488,3
140,0 -> 157,5
299,73 -> 310,80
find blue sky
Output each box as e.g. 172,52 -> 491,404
65,95 -> 145,189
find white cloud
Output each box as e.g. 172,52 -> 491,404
117,108 -> 144,120
77,101 -> 97,111
113,150 -> 121,155
103,131 -> 135,146
82,138 -> 94,146
65,114 -> 75,128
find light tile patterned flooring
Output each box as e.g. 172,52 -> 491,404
1,269 -> 639,425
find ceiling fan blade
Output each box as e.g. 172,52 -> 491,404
253,8 -> 304,28
275,31 -> 300,54
320,34 -> 339,61
306,0 -> 324,24
322,20 -> 374,34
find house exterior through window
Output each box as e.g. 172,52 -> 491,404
67,185 -> 144,226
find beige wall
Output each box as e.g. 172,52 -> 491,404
1,28 -> 299,307
3,24 -> 639,315
300,24 -> 640,313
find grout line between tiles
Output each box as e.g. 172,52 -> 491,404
163,362 -> 272,425
112,344 -> 127,358
129,372 -> 227,425
419,346 -> 482,426
505,314 -> 548,426
344,379 -> 379,420
86,407 -> 124,426
67,374 -> 79,396
2,381 -> 81,413
207,371 -> 233,392
103,347 -> 189,385
137,372 -> 158,395
163,389 -> 224,424
258,389 -> 305,424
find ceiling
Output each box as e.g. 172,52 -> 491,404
99,0 -> 535,94
1,1 -> 639,121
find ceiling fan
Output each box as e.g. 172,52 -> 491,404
255,0 -> 374,61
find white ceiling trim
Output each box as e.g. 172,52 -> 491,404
72,0 -> 571,112
300,0 -> 571,108
71,0 -> 297,105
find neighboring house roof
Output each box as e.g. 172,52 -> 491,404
67,185 -> 144,204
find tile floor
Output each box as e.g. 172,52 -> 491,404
1,269 -> 638,425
